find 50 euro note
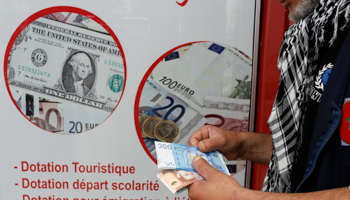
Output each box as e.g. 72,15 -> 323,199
7,17 -> 124,114
155,141 -> 230,175
153,42 -> 252,112
28,99 -> 108,134
201,96 -> 250,132
201,95 -> 249,181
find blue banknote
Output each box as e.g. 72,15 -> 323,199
155,141 -> 229,175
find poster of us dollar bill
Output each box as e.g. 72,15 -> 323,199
7,15 -> 125,134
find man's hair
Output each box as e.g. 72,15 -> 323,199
289,0 -> 320,22
68,52 -> 93,75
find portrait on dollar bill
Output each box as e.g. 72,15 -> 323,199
62,51 -> 96,97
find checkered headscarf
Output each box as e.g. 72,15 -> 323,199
262,0 -> 350,193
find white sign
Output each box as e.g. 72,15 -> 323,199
0,1 -> 257,199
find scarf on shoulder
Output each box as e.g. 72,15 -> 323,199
262,0 -> 350,193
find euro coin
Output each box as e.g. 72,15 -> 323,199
142,116 -> 163,138
139,116 -> 150,138
155,120 -> 179,143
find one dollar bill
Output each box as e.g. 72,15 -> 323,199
7,17 -> 124,114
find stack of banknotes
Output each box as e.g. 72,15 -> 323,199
155,141 -> 230,194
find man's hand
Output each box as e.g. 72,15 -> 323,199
187,125 -> 245,160
187,155 -> 249,200
187,156 -> 350,200
187,125 -> 273,165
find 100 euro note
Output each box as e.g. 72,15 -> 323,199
153,42 -> 252,112
151,45 -> 192,79
155,141 -> 230,175
7,17 -> 124,115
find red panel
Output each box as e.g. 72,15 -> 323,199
251,2 -> 289,190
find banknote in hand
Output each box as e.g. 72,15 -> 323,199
155,141 -> 230,175
157,169 -> 203,194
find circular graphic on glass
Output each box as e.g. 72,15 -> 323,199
134,42 -> 252,163
5,7 -> 127,134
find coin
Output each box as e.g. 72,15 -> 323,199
142,116 -> 163,138
138,116 -> 150,138
155,120 -> 179,143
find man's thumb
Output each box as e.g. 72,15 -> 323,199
192,155 -> 218,180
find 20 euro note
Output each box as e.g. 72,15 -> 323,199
7,17 -> 124,114
139,79 -> 206,150
155,141 -> 230,175
148,90 -> 207,143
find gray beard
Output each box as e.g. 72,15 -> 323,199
289,0 -> 320,21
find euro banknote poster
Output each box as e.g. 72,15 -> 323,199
0,0 -> 259,199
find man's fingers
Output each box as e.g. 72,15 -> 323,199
188,137 -> 199,146
188,126 -> 211,146
187,180 -> 205,200
197,133 -> 226,152
192,155 -> 219,180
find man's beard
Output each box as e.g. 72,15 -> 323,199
289,0 -> 320,21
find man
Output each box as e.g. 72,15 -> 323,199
187,0 -> 350,199
63,52 -> 93,97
